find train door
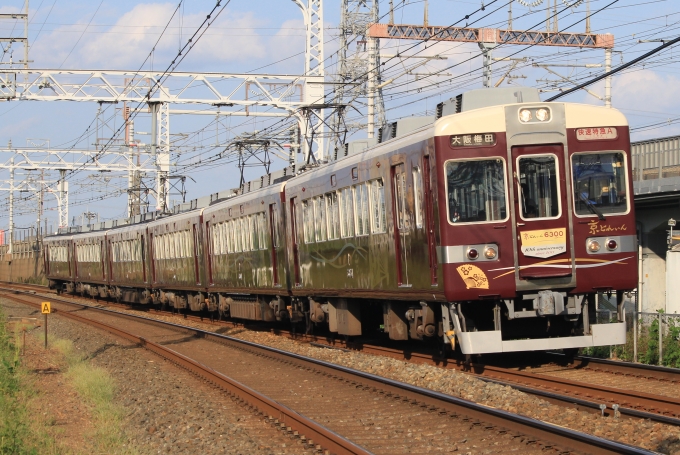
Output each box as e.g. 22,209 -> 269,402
421,156 -> 438,285
192,224 -> 200,285
100,241 -> 106,280
140,235 -> 147,283
511,144 -> 573,279
289,197 -> 301,286
268,203 -> 279,286
391,163 -> 411,286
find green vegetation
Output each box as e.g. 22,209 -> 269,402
582,311 -> 680,367
52,339 -> 139,455
0,309 -> 56,455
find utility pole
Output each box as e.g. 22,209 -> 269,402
9,154 -> 13,254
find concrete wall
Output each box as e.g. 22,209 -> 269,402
635,197 -> 680,313
0,241 -> 46,284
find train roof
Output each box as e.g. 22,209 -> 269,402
49,88 -> 628,240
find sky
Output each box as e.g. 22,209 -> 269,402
0,0 -> 677,232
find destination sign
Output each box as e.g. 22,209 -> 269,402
576,127 -> 617,141
450,133 -> 496,147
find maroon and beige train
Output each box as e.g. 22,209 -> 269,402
44,87 -> 637,355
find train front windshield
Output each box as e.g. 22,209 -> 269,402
446,159 -> 507,223
572,152 -> 628,216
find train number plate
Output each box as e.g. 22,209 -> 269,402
520,228 -> 567,258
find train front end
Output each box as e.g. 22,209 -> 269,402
435,88 -> 636,354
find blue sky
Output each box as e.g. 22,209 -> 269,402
0,0 -> 677,230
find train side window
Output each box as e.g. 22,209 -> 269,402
572,152 -> 628,216
168,234 -> 175,259
340,187 -> 354,238
370,179 -> 387,234
226,221 -> 232,253
326,192 -> 340,240
212,224 -> 219,255
445,158 -> 508,224
260,212 -> 268,250
233,220 -> 239,252
412,166 -> 424,229
302,200 -> 314,244
314,196 -> 328,242
242,217 -> 248,252
272,208 -> 280,248
354,183 -> 370,236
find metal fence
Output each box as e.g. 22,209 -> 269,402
632,135 -> 680,181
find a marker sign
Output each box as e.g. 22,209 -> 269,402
41,302 -> 51,314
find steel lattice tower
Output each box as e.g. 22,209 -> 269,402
329,0 -> 386,157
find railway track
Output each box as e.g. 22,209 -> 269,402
7,283 -> 680,425
0,287 -> 653,455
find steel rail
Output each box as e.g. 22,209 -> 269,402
0,291 -> 372,455
0,288 -> 655,455
6,283 -> 680,426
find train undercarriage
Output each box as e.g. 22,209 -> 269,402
49,279 -> 626,355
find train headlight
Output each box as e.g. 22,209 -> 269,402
606,239 -> 618,251
467,248 -> 479,260
536,108 -> 550,122
588,240 -> 601,253
484,246 -> 497,259
519,109 -> 532,123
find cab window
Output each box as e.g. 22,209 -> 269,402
445,158 -> 507,224
572,152 -> 628,216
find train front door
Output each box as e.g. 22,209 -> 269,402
511,144 -> 574,280
391,163 -> 411,287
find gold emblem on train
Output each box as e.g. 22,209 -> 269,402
456,264 -> 489,290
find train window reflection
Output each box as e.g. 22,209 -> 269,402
446,159 -> 507,224
518,155 -> 560,220
572,152 -> 627,216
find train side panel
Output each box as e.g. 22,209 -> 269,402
284,132 -> 444,301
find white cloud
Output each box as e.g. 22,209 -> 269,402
29,3 -> 291,71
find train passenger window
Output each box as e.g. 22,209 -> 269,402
259,213 -> 268,250
315,196 -> 328,242
272,208 -> 280,248
302,200 -> 314,244
354,183 -> 370,236
394,172 -> 408,231
326,193 -> 340,240
339,187 -> 354,238
445,159 -> 508,224
233,220 -> 240,252
169,234 -> 176,259
572,152 -> 628,216
518,155 -> 560,220
225,222 -> 232,253
412,166 -> 424,229
370,179 -> 387,234
211,224 -> 218,255
252,216 -> 258,250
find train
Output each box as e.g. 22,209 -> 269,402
44,87 -> 637,355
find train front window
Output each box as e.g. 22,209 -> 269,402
446,159 -> 507,224
572,152 -> 627,216
517,155 -> 560,220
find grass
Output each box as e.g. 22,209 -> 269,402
581,312 -> 680,367
0,308 -> 57,455
52,339 -> 140,455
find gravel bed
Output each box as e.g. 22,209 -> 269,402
19,293 -> 680,453
93,305 -> 680,454
2,298 -> 315,455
